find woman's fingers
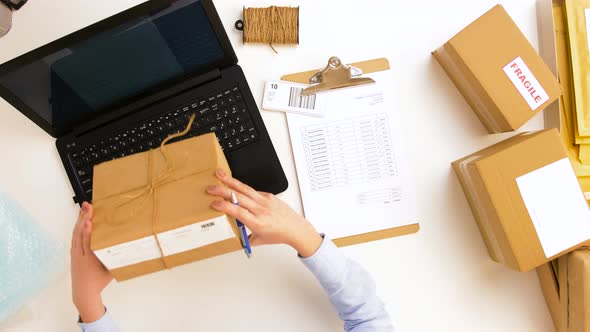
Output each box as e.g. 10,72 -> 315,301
82,219 -> 93,256
73,202 -> 93,256
71,208 -> 85,253
211,200 -> 258,230
206,185 -> 261,213
215,169 -> 263,202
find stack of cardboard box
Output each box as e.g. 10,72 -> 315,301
435,4 -> 590,331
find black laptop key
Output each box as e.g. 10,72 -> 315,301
67,86 -> 259,200
77,167 -> 90,178
99,148 -> 109,157
175,117 -> 186,127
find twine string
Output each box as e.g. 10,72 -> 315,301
243,6 -> 299,54
94,113 -> 197,268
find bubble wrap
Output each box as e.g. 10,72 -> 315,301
0,190 -> 64,322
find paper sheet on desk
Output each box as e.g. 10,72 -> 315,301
286,71 -> 419,239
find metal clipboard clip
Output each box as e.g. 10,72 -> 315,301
302,56 -> 375,96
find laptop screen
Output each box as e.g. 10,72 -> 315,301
0,0 -> 226,134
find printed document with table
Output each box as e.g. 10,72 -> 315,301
286,70 -> 419,240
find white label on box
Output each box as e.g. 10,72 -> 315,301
585,9 -> 590,50
262,80 -> 324,116
94,236 -> 162,270
156,215 -> 235,257
516,158 -> 590,258
502,56 -> 549,111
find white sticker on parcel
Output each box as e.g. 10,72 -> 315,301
94,236 -> 162,270
156,215 -> 235,257
516,158 -> 590,258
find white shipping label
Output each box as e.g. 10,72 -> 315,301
156,215 -> 235,256
502,56 -> 549,111
516,158 -> 590,258
262,80 -> 324,116
94,236 -> 162,270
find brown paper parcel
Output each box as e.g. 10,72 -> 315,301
559,249 -> 590,332
90,126 -> 241,281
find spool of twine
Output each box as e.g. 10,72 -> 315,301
237,6 -> 299,54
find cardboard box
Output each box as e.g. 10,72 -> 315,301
434,4 -> 561,133
558,249 -> 590,332
537,261 -> 561,330
452,129 -> 590,272
91,133 -> 241,281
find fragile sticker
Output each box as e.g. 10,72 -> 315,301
503,56 -> 549,111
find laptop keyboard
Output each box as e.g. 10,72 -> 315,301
68,85 -> 258,200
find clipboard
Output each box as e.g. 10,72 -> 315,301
281,57 -> 420,247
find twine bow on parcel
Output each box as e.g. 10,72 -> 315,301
93,114 -> 198,267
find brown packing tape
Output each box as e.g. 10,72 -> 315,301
432,45 -> 505,133
536,262 -> 561,330
559,254 -> 568,332
559,249 -> 590,332
452,156 -> 503,262
282,58 -> 420,246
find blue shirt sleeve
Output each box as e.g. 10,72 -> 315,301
76,237 -> 392,332
300,236 -> 394,332
78,309 -> 119,332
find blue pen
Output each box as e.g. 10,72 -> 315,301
231,192 -> 252,258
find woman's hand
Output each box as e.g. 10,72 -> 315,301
207,169 -> 323,257
70,202 -> 113,322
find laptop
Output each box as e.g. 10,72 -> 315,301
0,0 -> 288,204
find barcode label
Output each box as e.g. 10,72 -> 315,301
262,80 -> 324,116
288,87 -> 316,110
201,222 -> 215,229
156,216 -> 235,256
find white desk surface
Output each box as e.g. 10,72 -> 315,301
0,0 -> 554,331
